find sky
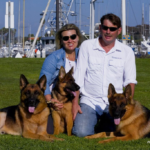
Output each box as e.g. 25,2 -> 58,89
0,0 -> 149,37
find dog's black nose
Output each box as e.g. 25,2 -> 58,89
76,84 -> 80,90
114,110 -> 120,118
29,98 -> 35,105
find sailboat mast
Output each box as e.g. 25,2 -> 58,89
18,0 -> 20,44
23,0 -> 25,51
149,4 -> 150,38
142,3 -> 144,37
56,0 -> 59,32
28,0 -> 51,58
122,0 -> 126,45
1,29 -> 3,47
79,0 -> 81,30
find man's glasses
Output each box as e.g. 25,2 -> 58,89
101,25 -> 118,31
62,34 -> 77,41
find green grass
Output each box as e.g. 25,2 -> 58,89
0,58 -> 150,150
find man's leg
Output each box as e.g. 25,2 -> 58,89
95,112 -> 116,133
72,103 -> 99,137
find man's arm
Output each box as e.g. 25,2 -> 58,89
72,90 -> 82,121
72,41 -> 89,120
129,83 -> 135,98
123,47 -> 137,97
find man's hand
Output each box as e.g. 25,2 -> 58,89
72,90 -> 82,120
72,101 -> 82,121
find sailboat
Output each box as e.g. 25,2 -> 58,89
28,0 -> 75,57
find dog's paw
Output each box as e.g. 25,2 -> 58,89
98,140 -> 109,144
55,138 -> 65,141
49,135 -> 64,141
85,135 -> 93,139
53,131 -> 59,135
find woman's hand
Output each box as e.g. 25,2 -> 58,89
45,94 -> 63,111
49,98 -> 63,111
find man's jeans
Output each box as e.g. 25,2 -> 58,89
72,103 -> 99,137
72,103 -> 115,137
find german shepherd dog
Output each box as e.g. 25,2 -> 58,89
0,74 -> 62,142
85,84 -> 150,143
51,66 -> 80,136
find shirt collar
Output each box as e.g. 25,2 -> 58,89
111,39 -> 122,53
93,37 -> 104,51
93,37 -> 122,53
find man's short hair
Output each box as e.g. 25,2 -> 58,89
100,13 -> 121,28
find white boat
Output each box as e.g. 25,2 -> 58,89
128,40 -> 139,55
11,43 -> 24,57
24,41 -> 32,56
140,36 -> 150,55
40,36 -> 56,56
0,46 -> 9,58
29,0 -> 75,58
11,41 -> 32,58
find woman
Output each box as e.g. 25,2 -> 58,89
39,23 -> 83,110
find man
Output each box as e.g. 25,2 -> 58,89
72,13 -> 137,137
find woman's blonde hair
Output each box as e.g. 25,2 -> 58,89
55,23 -> 83,49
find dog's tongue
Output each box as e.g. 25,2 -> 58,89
28,107 -> 35,113
71,91 -> 76,96
66,89 -> 76,96
114,118 -> 120,125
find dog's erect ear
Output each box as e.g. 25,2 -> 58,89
59,66 -> 66,80
108,83 -> 116,98
124,84 -> 132,98
68,67 -> 74,75
52,91 -> 58,100
20,74 -> 29,90
37,75 -> 47,91
124,84 -> 133,104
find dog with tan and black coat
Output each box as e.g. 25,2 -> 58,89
0,74 -> 62,142
51,66 -> 80,136
86,83 -> 150,143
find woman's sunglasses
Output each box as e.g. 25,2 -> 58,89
101,25 -> 118,31
62,34 -> 77,41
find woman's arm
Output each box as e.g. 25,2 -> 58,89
39,53 -> 58,96
40,51 -> 64,110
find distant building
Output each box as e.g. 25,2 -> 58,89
28,37 -> 39,41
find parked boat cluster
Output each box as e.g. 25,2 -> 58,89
0,35 -> 56,58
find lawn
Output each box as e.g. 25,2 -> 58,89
0,58 -> 150,150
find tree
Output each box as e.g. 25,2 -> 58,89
28,34 -> 34,37
0,27 -> 16,36
0,27 -> 16,46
